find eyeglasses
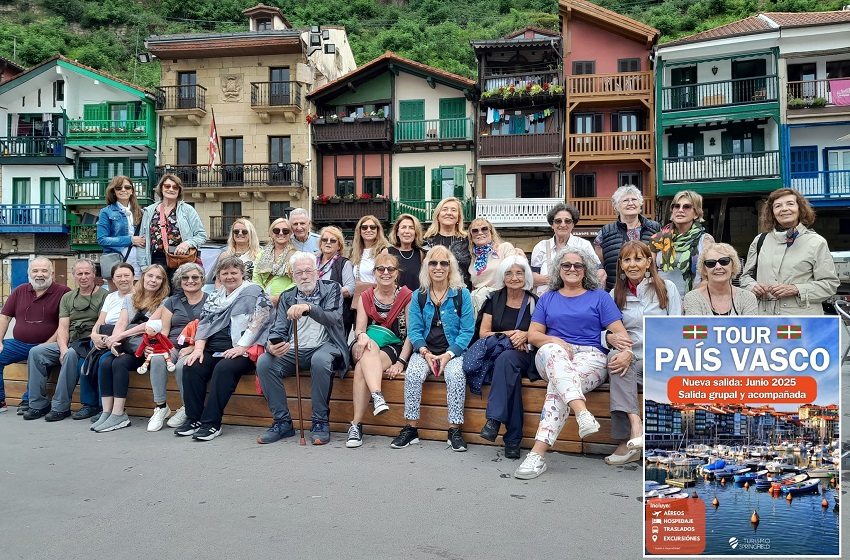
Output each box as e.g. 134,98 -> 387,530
320,237 -> 338,244
292,269 -> 315,277
70,289 -> 94,313
559,262 -> 586,271
272,228 -> 291,235
115,185 -> 133,192
428,260 -> 450,268
182,275 -> 202,282
553,218 -> 574,225
470,226 -> 490,235
704,257 -> 732,268
620,197 -> 639,205
162,184 -> 180,191
375,265 -> 397,273
232,229 -> 248,236
24,303 -> 45,324
672,203 -> 693,211
360,224 -> 378,231
504,271 -> 525,278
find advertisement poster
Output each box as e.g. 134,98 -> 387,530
643,316 -> 841,557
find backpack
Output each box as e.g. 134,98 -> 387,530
418,290 -> 463,318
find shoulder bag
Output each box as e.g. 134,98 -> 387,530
160,205 -> 197,268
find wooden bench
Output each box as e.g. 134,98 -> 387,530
3,363 -> 639,455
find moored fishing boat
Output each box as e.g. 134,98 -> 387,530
771,473 -> 809,491
780,479 -> 820,495
755,472 -> 794,490
734,469 -> 768,483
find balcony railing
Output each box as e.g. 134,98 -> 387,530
0,135 -> 65,159
66,119 -> 149,141
570,197 -> 655,223
662,151 -> 780,183
70,224 -> 99,251
156,85 -> 207,111
155,163 -> 304,188
568,72 -> 652,98
209,215 -> 250,241
312,201 -> 390,225
312,119 -> 393,144
482,69 -> 561,93
479,132 -> 561,158
661,75 -> 778,111
476,198 -> 561,227
568,131 -> 651,155
391,198 -> 475,223
395,118 -> 472,142
66,178 -> 151,205
791,170 -> 850,199
251,81 -> 302,108
787,78 -> 850,106
0,204 -> 67,232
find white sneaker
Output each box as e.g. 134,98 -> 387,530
147,405 -> 172,432
166,406 -> 187,428
514,451 -> 547,479
576,410 -> 600,439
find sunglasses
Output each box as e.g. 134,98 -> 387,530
672,203 -> 693,211
162,184 -> 180,191
704,257 -> 732,268
115,185 -> 134,192
272,228 -> 291,235
360,224 -> 378,231
428,260 -> 450,268
553,218 -> 574,225
470,226 -> 490,235
320,237 -> 338,244
232,229 -> 249,236
375,266 -> 397,273
559,262 -> 586,271
182,275 -> 202,282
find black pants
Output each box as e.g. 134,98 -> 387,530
99,353 -> 145,398
485,350 -> 533,446
182,353 -> 255,428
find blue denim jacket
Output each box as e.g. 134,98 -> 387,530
97,203 -> 133,254
408,287 -> 475,357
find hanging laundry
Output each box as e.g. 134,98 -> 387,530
486,108 -> 495,125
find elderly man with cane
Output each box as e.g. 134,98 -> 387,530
256,251 -> 350,445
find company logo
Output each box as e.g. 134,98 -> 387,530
728,536 -> 771,550
729,537 -> 739,549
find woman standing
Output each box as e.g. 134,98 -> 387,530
137,175 -> 206,283
739,188 -> 838,315
97,176 -> 145,288
253,218 -> 297,306
92,265 -> 171,432
317,226 -> 356,337
605,241 -> 680,465
386,213 -> 425,291
177,257 -> 273,441
219,218 -> 262,281
650,190 -> 714,298
346,253 -> 413,448
514,248 -> 629,479
350,215 -> 389,312
391,246 -> 475,452
684,243 -> 758,316
531,203 -> 604,295
423,198 -> 471,288
476,256 -> 538,459
143,262 -> 209,432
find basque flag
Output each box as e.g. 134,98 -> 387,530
776,325 -> 802,339
208,107 -> 220,169
683,325 -> 708,339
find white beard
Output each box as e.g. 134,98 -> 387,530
30,278 -> 53,291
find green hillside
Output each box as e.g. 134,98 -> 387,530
0,0 -> 844,90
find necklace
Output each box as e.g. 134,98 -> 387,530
707,285 -> 737,316
430,286 -> 448,306
397,248 -> 415,260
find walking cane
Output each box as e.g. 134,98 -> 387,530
292,317 -> 307,445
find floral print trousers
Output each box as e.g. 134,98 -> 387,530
404,353 -> 466,425
533,342 -> 608,446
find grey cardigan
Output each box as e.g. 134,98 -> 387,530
683,287 -> 759,316
137,200 -> 207,268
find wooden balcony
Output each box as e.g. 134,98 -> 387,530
0,135 -> 68,164
250,81 -> 302,123
155,163 -> 304,190
155,85 -> 207,126
568,131 -> 652,160
70,223 -> 99,251
66,119 -> 149,143
481,69 -> 561,95
569,197 -> 655,224
312,200 -> 390,226
786,78 -> 850,116
0,204 -> 67,233
209,215 -> 250,241
661,75 -> 778,112
66,178 -> 152,206
395,118 -> 473,149
391,198 -> 475,224
476,198 -> 561,227
791,170 -> 850,202
662,151 -> 780,184
478,132 -> 561,159
568,72 -> 652,102
312,119 -> 393,150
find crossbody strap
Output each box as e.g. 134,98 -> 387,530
158,205 -> 171,253
123,223 -> 140,260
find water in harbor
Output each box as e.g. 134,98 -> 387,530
645,464 -> 840,556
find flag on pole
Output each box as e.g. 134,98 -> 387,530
208,108 -> 219,169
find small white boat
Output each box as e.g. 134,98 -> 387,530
766,456 -> 795,473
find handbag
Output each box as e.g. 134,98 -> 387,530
365,324 -> 403,347
159,204 -> 197,268
121,310 -> 150,354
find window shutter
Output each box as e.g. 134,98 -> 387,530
594,114 -> 603,133
431,167 -> 441,199
721,133 -> 732,159
753,129 -> 765,153
611,113 -> 620,133
453,166 -> 466,198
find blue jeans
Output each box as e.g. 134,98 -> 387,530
0,338 -> 39,401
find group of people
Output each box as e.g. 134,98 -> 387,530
0,183 -> 840,481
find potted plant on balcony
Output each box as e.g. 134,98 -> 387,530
329,194 -> 342,204
306,113 -> 324,125
372,193 -> 387,204
370,109 -> 386,122
341,112 -> 355,123
326,113 -> 339,123
315,194 -> 331,205
810,97 -> 827,108
356,112 -> 371,123
343,193 -> 356,203
356,192 -> 372,204
788,97 -> 806,110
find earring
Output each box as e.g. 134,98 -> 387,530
645,270 -> 651,279
619,273 -> 626,280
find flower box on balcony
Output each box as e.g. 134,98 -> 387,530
341,117 -> 355,123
